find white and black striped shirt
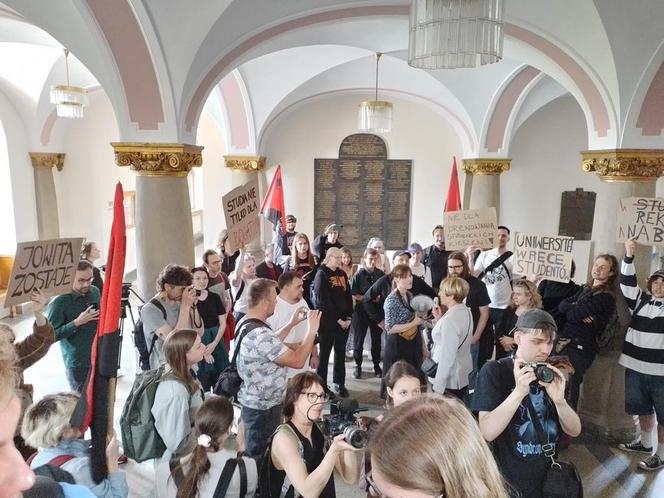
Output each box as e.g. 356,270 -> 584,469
619,257 -> 664,376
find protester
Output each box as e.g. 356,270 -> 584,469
423,225 -> 451,291
281,214 -> 298,257
217,229 -> 241,276
349,248 -> 385,379
429,277 -> 473,400
202,249 -> 232,311
267,271 -> 319,378
339,247 -> 357,281
237,279 -> 320,459
313,224 -> 343,261
365,237 -> 391,274
152,329 -> 206,463
557,254 -> 618,410
81,241 -> 104,294
494,279 -> 542,360
256,243 -> 283,282
192,266 -> 229,391
617,238 -> 664,471
47,260 -> 100,392
0,333 -> 35,498
312,247 -> 353,398
22,392 -> 128,497
408,242 -> 432,287
140,264 -> 202,370
156,396 -> 258,498
229,248 -> 257,322
266,372 -> 359,498
282,232 -> 318,307
472,309 -> 581,498
535,260 -> 580,330
369,395 -> 510,498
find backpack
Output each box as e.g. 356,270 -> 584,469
119,365 -> 181,462
214,319 -> 267,401
134,298 -> 167,371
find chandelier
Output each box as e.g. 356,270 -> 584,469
358,52 -> 393,133
408,0 -> 505,70
50,49 -> 88,118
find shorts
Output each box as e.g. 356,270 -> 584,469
624,368 -> 664,425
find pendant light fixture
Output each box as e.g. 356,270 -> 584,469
358,52 -> 393,133
50,48 -> 88,118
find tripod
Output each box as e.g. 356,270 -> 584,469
118,283 -> 145,370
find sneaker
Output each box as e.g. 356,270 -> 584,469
353,366 -> 362,379
373,365 -> 382,377
618,441 -> 653,454
638,455 -> 664,471
345,350 -> 354,360
335,385 -> 349,398
325,386 -> 337,400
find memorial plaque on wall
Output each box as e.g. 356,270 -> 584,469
314,134 -> 412,260
558,188 -> 596,240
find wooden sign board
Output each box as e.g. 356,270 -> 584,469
443,207 -> 497,251
3,237 -> 84,308
617,197 -> 664,245
513,233 -> 574,283
222,179 -> 260,253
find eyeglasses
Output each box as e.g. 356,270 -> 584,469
301,391 -> 327,403
366,471 -> 443,498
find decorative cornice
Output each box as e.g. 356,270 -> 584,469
581,149 -> 664,182
29,152 -> 65,171
224,155 -> 266,172
111,143 -> 203,177
462,158 -> 511,176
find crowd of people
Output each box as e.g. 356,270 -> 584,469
0,216 -> 663,498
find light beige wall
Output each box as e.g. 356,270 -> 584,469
259,94 -> 464,249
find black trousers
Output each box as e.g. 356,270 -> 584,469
560,344 -> 595,410
317,321 -> 347,387
352,305 -> 382,368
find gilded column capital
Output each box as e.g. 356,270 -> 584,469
224,155 -> 266,172
111,142 -> 203,177
29,152 -> 65,171
581,149 -> 664,182
462,158 -> 511,176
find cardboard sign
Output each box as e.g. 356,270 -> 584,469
222,179 -> 261,253
443,207 -> 497,251
513,233 -> 574,283
617,197 -> 664,245
3,237 -> 84,308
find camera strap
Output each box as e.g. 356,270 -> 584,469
524,396 -> 557,463
147,298 -> 167,357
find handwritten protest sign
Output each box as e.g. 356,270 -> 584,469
616,197 -> 664,245
222,179 -> 260,253
443,207 -> 497,251
3,237 -> 84,308
513,233 -> 574,283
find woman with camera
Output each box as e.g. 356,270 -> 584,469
428,277 -> 473,400
369,395 -> 510,498
265,372 -> 359,498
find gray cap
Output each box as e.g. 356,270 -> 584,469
514,309 -> 557,332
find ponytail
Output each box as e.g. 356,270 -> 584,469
175,439 -> 220,498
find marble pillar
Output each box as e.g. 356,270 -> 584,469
461,158 -> 511,220
578,149 -> 664,441
113,143 -> 203,301
29,152 -> 64,239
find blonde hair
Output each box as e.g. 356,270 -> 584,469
512,279 -> 542,309
0,332 -> 18,410
22,392 -> 79,448
324,246 -> 343,264
370,395 -> 510,498
439,277 -> 470,303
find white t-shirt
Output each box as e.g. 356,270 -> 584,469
267,296 -> 313,378
474,248 -> 513,309
230,275 -> 254,313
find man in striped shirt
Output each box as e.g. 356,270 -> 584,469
618,238 -> 664,471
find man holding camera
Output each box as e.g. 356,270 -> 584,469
472,309 -> 581,498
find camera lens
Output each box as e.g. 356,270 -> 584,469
343,426 -> 368,449
535,365 -> 554,383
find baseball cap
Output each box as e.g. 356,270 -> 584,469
393,249 -> 412,260
286,214 -> 296,223
514,309 -> 557,332
649,270 -> 664,280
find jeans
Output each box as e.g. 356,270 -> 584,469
317,321 -> 347,388
65,367 -> 90,393
241,403 -> 283,460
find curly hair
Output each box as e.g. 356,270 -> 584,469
156,264 -> 193,291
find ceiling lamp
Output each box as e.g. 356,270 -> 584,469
408,0 -> 505,70
358,52 -> 393,133
50,49 -> 88,118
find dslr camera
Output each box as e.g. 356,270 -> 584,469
524,362 -> 555,384
320,399 -> 368,449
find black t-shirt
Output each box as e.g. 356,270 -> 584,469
472,358 -> 561,498
423,245 -> 451,290
195,292 -> 225,328
466,276 -> 491,331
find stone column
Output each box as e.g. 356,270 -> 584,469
113,143 -> 203,301
578,149 -> 663,441
462,158 -> 511,219
223,155 -> 266,254
29,152 -> 64,239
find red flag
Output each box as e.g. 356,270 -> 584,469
71,182 -> 126,482
260,165 -> 286,236
444,156 -> 462,212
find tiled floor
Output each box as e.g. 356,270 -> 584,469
3,304 -> 664,498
